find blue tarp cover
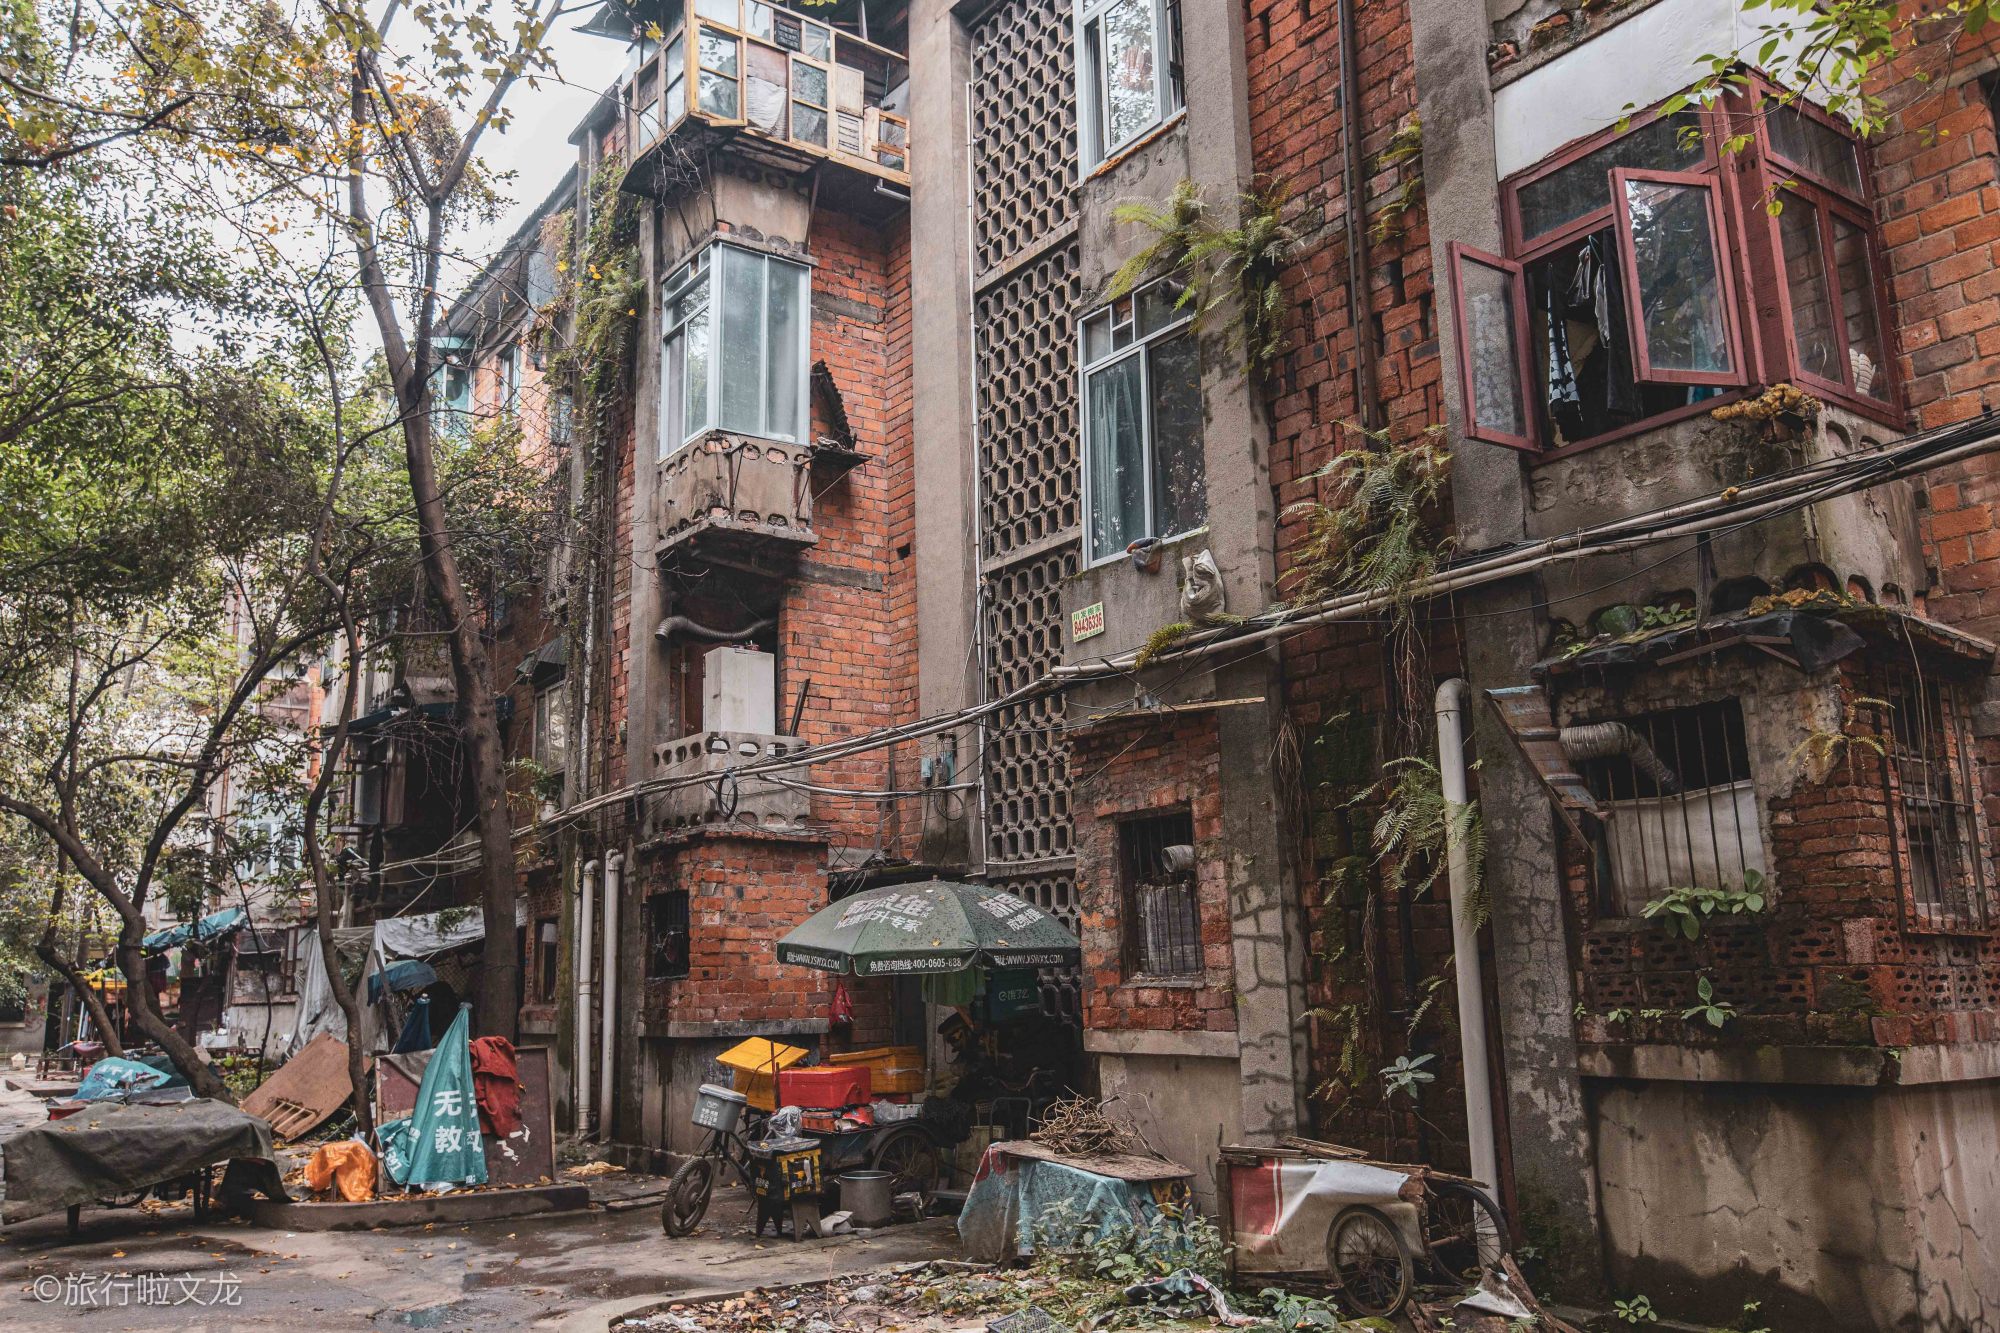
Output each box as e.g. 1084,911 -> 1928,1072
142,906 -> 247,953
369,959 -> 439,1004
957,1145 -> 1186,1263
75,1057 -> 171,1102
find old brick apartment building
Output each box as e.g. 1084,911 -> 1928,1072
416,0 -> 2000,1322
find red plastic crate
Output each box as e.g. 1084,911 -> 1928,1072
778,1064 -> 871,1109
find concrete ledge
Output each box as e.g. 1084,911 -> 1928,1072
1886,1039 -> 2000,1086
1578,1040 -> 2000,1087
1084,1028 -> 1240,1060
637,1017 -> 830,1039
248,1184 -> 590,1231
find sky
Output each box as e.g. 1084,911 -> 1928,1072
457,16 -> 630,270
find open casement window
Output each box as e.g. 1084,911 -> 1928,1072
789,51 -> 831,148
1609,169 -> 1746,388
1448,243 -> 1537,450
1760,102 -> 1894,407
662,30 -> 688,131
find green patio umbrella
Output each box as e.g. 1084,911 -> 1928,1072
776,879 -> 1081,977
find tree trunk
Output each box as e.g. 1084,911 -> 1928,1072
397,407 -> 521,1039
312,889 -> 372,1136
115,939 -> 232,1101
34,938 -> 124,1058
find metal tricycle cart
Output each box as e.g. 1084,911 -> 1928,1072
659,1081 -> 943,1238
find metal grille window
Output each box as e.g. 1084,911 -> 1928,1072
1081,278 -> 1206,563
1077,0 -> 1183,165
1574,700 -> 1764,916
1871,675 -> 1990,931
660,242 -> 809,456
646,890 -> 692,980
1120,811 -> 1201,978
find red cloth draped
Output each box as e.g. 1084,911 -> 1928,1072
468,1035 -> 523,1137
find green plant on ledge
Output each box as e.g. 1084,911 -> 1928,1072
1641,870 -> 1769,940
1107,176 -> 1298,382
1133,619 -> 1196,669
1683,974 -> 1736,1029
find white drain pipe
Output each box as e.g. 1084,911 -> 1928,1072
576,859 -> 598,1135
1435,680 -> 1500,1192
598,850 -> 624,1140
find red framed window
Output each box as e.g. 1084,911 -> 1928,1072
1447,243 -> 1536,450
1609,168 -> 1746,387
1758,99 -> 1896,409
1452,91 -> 1898,456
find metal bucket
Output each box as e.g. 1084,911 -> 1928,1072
838,1169 -> 894,1228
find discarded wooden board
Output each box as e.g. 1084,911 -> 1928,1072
239,1033 -> 354,1141
988,1138 -> 1191,1182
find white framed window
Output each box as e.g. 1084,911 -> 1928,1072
534,682 -> 569,776
1078,0 -> 1183,166
496,344 -> 520,415
1080,278 -> 1206,564
660,242 -> 810,457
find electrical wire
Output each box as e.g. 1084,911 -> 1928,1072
485,411 -> 2000,847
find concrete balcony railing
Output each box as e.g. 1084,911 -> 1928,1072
656,433 -> 817,574
648,730 -> 810,835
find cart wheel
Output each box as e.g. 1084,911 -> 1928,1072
870,1127 -> 939,1207
1329,1204 -> 1414,1318
1424,1179 -> 1510,1282
660,1156 -> 717,1237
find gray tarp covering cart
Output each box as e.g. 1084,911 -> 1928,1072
2,1098 -> 287,1225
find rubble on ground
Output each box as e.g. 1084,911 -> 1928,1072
614,1255 -> 1563,1332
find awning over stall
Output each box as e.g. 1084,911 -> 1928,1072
141,906 -> 247,954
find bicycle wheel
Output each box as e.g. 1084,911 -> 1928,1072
1329,1204 -> 1414,1318
660,1156 -> 717,1237
1424,1179 -> 1510,1282
870,1127 -> 939,1206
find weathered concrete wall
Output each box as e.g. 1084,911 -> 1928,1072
905,0 -> 981,871
1410,0 -> 1602,1290
1589,1070 -> 2000,1330
1093,1045 -> 1245,1212
1059,0 -> 1307,1146
1527,411 -> 1928,625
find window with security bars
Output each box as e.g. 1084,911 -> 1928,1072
652,888 -> 700,980
1574,699 -> 1765,917
1867,674 -> 1991,931
646,891 -> 692,979
1120,811 -> 1201,978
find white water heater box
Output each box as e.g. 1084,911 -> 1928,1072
702,646 -> 777,734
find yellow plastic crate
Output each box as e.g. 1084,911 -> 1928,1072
720,1038 -> 809,1113
827,1045 -> 926,1094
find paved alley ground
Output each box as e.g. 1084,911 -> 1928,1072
0,1080 -> 961,1332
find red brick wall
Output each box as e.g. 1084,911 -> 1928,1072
608,206 -> 918,1033
1569,656 -> 2000,1051
780,210 -> 922,867
1245,0 -> 1465,1162
1069,713 -> 1237,1034
1870,31 -> 2000,641
638,834 -> 831,1025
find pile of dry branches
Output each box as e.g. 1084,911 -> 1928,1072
1030,1097 -> 1156,1158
